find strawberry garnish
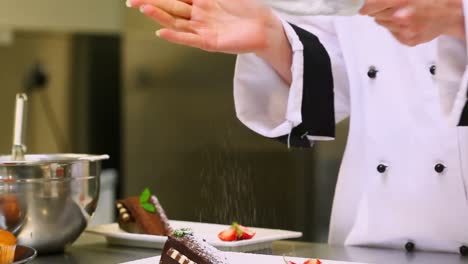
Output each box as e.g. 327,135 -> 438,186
218,228 -> 237,241
218,222 -> 256,242
284,257 -> 321,264
303,259 -> 322,264
283,256 -> 296,264
236,224 -> 256,240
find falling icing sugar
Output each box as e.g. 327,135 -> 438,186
199,126 -> 257,226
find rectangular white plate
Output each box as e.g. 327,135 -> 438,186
86,220 -> 302,252
121,252 -> 367,264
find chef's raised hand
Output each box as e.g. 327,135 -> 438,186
126,0 -> 279,53
125,0 -> 293,83
360,0 -> 465,46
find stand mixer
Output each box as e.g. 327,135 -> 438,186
0,94 -> 109,254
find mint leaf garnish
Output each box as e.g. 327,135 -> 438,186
231,222 -> 242,238
140,188 -> 151,204
139,188 -> 158,213
173,228 -> 193,238
141,202 -> 156,213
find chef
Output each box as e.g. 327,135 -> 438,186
125,0 -> 468,254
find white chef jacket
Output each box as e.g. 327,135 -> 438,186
233,5 -> 468,255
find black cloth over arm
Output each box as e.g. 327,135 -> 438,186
459,99 -> 468,126
274,23 -> 336,148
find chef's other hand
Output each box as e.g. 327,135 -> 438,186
125,0 -> 293,83
126,0 -> 282,54
360,0 -> 465,46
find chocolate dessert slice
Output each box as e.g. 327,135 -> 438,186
160,228 -> 228,264
116,190 -> 172,236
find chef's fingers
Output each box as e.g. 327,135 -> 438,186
381,23 -> 420,46
392,7 -> 416,27
359,0 -> 405,15
374,19 -> 402,32
156,29 -> 208,50
393,33 -> 422,47
367,7 -> 398,20
141,5 -> 193,32
128,0 -> 192,19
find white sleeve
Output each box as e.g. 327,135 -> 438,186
436,1 -> 468,126
233,14 -> 350,148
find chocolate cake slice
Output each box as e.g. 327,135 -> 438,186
160,228 -> 228,264
116,193 -> 172,236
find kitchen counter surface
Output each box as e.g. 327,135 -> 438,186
31,233 -> 468,264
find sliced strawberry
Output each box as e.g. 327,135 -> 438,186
237,225 -> 256,240
218,228 -> 237,241
283,256 -> 297,264
219,222 -> 256,242
230,222 -> 256,240
231,222 -> 243,239
303,259 -> 322,264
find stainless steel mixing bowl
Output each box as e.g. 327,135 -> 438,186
0,154 -> 109,254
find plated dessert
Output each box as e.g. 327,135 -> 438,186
0,229 -> 16,264
160,228 -> 228,264
116,189 -> 256,243
116,188 -> 172,236
157,229 -> 322,264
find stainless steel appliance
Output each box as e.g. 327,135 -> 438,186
0,94 -> 109,254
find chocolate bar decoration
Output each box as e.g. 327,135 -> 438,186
167,248 -> 197,264
116,202 -> 130,222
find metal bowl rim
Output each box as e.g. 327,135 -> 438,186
0,154 -> 109,166
0,175 -> 96,184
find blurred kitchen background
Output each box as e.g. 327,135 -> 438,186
0,0 -> 348,243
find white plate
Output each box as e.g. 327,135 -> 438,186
86,220 -> 302,252
121,252 -> 367,264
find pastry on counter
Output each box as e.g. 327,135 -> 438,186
0,229 -> 16,264
116,188 -> 172,236
160,228 -> 228,264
